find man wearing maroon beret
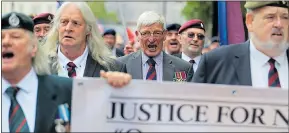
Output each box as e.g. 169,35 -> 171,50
174,19 -> 206,76
33,13 -> 54,43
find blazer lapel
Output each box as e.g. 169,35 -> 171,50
163,53 -> 175,81
232,41 -> 252,86
34,75 -> 58,132
83,54 -> 101,77
128,51 -> 142,79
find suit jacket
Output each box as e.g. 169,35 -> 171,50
192,41 -> 289,86
117,50 -> 194,81
116,48 -> 125,57
34,75 -> 72,132
172,53 -> 182,58
83,54 -> 126,77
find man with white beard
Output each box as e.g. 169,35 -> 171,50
192,1 -> 289,89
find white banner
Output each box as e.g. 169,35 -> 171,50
71,78 -> 288,132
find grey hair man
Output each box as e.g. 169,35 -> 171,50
118,11 -> 194,82
193,1 -> 289,89
42,2 -> 126,78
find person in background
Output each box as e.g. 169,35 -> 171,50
102,29 -> 125,57
209,36 -> 220,50
33,13 -> 54,43
164,23 -> 182,55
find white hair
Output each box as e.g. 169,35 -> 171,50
136,11 -> 166,31
27,31 -> 51,75
42,2 -> 116,73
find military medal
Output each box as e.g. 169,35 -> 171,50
55,119 -> 66,132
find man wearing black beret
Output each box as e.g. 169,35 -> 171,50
102,29 -> 124,57
193,1 -> 289,89
33,13 -> 54,43
164,23 -> 181,55
2,11 -> 132,132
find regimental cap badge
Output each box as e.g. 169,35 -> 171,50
200,23 -> 204,28
9,13 -> 20,27
48,15 -> 52,21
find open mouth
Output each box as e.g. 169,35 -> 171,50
2,52 -> 14,59
272,33 -> 282,36
148,44 -> 157,51
170,42 -> 178,45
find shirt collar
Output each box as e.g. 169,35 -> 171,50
182,52 -> 201,64
250,40 -> 287,66
58,45 -> 89,68
142,51 -> 163,66
2,67 -> 38,95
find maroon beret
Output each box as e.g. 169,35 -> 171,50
33,13 -> 54,25
178,19 -> 205,34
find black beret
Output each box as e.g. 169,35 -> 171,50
166,23 -> 181,31
102,29 -> 116,36
33,13 -> 54,25
2,12 -> 34,32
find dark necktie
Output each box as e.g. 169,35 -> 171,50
67,62 -> 77,78
189,60 -> 195,75
268,58 -> 281,87
146,58 -> 157,80
6,87 -> 30,132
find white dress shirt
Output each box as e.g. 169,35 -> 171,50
142,51 -> 163,82
181,52 -> 201,72
111,47 -> 116,57
2,68 -> 38,132
58,45 -> 89,78
250,41 -> 288,89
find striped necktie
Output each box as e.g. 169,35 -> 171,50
146,58 -> 157,80
268,58 -> 281,87
6,87 -> 30,132
67,62 -> 77,78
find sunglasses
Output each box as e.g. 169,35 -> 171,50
186,32 -> 205,40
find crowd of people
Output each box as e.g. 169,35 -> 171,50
2,1 -> 288,132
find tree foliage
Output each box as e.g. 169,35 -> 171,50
87,2 -> 118,22
181,1 -> 213,27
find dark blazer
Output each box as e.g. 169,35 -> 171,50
116,48 -> 125,57
117,50 -> 194,82
83,54 -> 126,77
172,53 -> 182,58
192,41 -> 289,86
34,75 -> 72,133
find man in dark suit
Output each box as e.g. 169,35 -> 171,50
174,19 -> 206,77
2,11 -> 132,132
193,1 -> 289,89
118,11 -> 194,82
42,2 -> 126,78
102,29 -> 125,57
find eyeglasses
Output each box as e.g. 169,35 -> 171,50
185,32 -> 205,40
139,31 -> 164,38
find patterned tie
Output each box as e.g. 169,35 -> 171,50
268,58 -> 281,87
146,58 -> 157,80
189,60 -> 195,75
6,87 -> 30,132
67,62 -> 77,78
